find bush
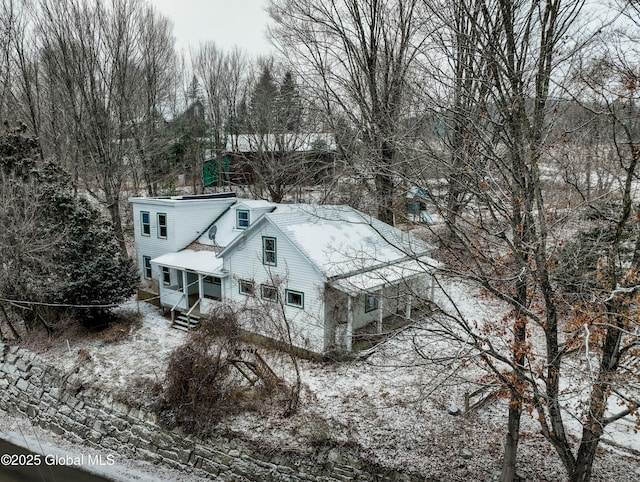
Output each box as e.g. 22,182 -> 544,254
155,306 -> 272,436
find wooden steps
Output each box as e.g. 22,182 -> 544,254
171,312 -> 201,331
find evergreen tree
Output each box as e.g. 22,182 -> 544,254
278,71 -> 303,133
0,123 -> 138,332
250,65 -> 279,134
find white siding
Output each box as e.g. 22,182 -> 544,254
222,221 -> 327,353
324,289 -> 380,350
132,204 -> 173,284
172,201 -> 231,249
130,197 -> 235,285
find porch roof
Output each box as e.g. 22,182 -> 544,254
328,257 -> 436,296
151,249 -> 224,275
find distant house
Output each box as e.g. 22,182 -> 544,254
203,133 -> 336,187
406,187 -> 434,223
130,193 -> 437,354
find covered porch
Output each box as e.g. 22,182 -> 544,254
325,258 -> 435,352
151,250 -> 228,326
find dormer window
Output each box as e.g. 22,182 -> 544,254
236,209 -> 250,229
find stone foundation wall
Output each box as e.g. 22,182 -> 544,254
0,343 -> 422,481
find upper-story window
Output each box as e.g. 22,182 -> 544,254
262,237 -> 277,266
236,209 -> 250,229
141,211 -> 150,236
157,213 -> 167,239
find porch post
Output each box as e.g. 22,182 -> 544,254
377,287 -> 384,334
182,270 -> 188,298
198,274 -> 204,302
345,295 -> 354,351
405,291 -> 413,320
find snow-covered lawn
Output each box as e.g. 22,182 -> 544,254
43,301 -> 187,390
32,288 -> 640,482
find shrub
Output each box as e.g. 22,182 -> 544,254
155,306 -> 266,436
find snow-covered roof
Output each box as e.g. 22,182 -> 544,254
269,205 -> 433,278
225,133 -> 336,153
151,249 -> 223,275
129,192 -> 236,207
219,204 -> 435,281
194,199 -> 277,249
236,199 -> 277,209
329,257 -> 436,295
151,200 -> 436,290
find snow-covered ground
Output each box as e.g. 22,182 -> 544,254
45,300 -> 187,390
28,286 -> 640,482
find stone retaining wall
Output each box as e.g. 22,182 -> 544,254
0,342 -> 422,481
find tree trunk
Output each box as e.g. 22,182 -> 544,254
570,427 -> 600,482
376,139 -> 395,225
375,170 -> 394,225
501,402 -> 522,482
107,196 -> 128,255
570,308 -> 623,482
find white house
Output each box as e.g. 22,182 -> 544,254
129,193 -> 437,354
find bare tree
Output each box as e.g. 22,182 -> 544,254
268,0 -> 430,224
400,1 -> 640,480
28,0 -> 177,251
0,0 -> 18,120
193,43 -> 249,186
127,2 -> 177,196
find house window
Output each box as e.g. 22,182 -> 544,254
286,289 -> 304,309
262,237 -> 277,266
162,267 -> 170,286
157,213 -> 167,239
365,294 -> 378,312
203,276 -> 222,300
141,211 -> 150,236
239,279 -> 255,296
143,256 -> 152,280
261,284 -> 278,302
236,209 -> 250,229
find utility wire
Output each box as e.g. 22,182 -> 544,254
0,277 -> 201,309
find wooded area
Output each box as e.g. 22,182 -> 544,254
1,0 -> 640,481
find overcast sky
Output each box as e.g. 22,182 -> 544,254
149,0 -> 275,57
